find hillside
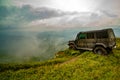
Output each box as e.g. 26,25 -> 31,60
0,38 -> 120,80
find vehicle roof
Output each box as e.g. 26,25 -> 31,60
78,28 -> 113,34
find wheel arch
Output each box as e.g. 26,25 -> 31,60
93,43 -> 107,49
68,42 -> 77,49
93,45 -> 109,55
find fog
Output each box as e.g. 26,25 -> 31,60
0,27 -> 120,63
0,30 -> 76,62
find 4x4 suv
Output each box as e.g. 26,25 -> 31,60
68,28 -> 116,55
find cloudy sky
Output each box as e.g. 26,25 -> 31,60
0,0 -> 120,31
14,0 -> 120,12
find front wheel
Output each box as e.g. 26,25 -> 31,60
93,46 -> 108,55
69,44 -> 76,50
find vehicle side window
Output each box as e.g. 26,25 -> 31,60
96,31 -> 108,38
79,33 -> 86,39
87,33 -> 94,39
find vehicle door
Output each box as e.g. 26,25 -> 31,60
86,32 -> 96,49
76,33 -> 87,48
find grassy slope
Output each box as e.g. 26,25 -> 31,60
0,38 -> 120,80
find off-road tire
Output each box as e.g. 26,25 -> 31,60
93,46 -> 108,55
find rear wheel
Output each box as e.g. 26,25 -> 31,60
93,46 -> 108,55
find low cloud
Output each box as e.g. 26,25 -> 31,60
0,30 -> 73,62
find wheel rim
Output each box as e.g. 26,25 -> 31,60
97,49 -> 103,55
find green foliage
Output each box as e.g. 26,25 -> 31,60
0,58 -> 68,72
116,38 -> 120,49
55,49 -> 81,58
0,38 -> 120,80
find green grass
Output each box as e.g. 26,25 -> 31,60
0,38 -> 120,80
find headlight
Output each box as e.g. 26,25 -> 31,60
114,46 -> 116,48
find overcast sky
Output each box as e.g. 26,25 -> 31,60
0,0 -> 120,31
14,0 -> 120,13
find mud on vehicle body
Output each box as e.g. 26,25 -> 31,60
68,28 -> 116,55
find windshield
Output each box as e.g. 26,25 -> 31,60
109,30 -> 115,39
78,33 -> 86,39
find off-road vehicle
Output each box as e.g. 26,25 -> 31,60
68,28 -> 116,55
